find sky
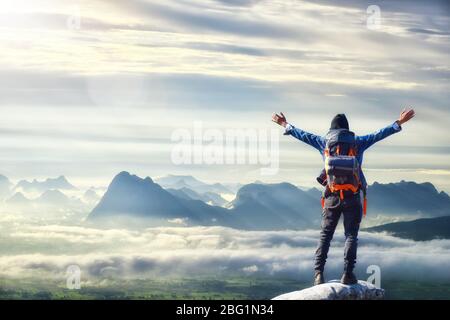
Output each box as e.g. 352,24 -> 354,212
0,0 -> 449,191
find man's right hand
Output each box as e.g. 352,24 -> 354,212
272,112 -> 287,128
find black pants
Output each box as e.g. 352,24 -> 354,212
314,192 -> 362,273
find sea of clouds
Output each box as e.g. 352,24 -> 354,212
1,212 -> 449,284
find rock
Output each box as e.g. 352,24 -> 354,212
272,280 -> 384,300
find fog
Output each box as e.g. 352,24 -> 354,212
1,212 -> 449,284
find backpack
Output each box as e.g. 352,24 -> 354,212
321,129 -> 367,216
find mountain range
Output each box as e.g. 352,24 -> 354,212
228,182 -> 321,229
366,181 -> 450,217
5,189 -> 82,208
89,171 -> 323,230
14,176 -> 76,193
0,174 -> 101,211
364,215 -> 450,241
155,175 -> 234,195
166,187 -> 227,207
2,171 -> 449,232
0,175 -> 77,205
88,172 -> 450,230
88,172 -> 240,228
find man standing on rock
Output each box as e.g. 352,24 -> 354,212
272,109 -> 415,285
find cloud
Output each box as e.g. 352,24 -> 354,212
1,223 -> 449,282
407,28 -> 450,36
0,0 -> 449,189
109,0 -> 308,40
302,0 -> 450,17
212,0 -> 262,7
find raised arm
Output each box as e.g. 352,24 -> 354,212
356,108 -> 415,151
272,112 -> 325,152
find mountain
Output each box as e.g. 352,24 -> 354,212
88,172 -> 238,227
305,187 -> 322,199
36,189 -> 70,205
206,183 -> 233,195
291,181 -> 450,219
14,176 -> 76,193
366,181 -> 449,217
5,192 -> 31,205
155,175 -> 233,195
222,182 -> 243,194
156,175 -> 207,188
364,216 -> 450,241
83,188 -> 101,204
0,174 -> 13,199
289,181 -> 450,219
230,182 -> 321,229
300,181 -> 449,219
5,189 -> 83,210
203,191 -> 228,207
166,187 -> 227,206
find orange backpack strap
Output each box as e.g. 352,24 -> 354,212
362,189 -> 367,217
348,148 -> 356,156
363,197 -> 367,217
329,184 -> 359,194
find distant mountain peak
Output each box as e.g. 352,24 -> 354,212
41,189 -> 66,196
14,175 -> 76,192
115,171 -> 132,178
38,189 -> 70,203
155,174 -> 232,195
439,191 -> 449,199
0,174 -> 10,182
156,174 -> 206,187
50,175 -> 69,182
6,192 -> 31,204
84,189 -> 99,197
111,171 -> 154,186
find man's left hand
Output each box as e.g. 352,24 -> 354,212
397,108 -> 415,126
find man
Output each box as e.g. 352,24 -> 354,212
272,109 -> 415,285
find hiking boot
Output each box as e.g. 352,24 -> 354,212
341,272 -> 358,285
314,271 -> 325,286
